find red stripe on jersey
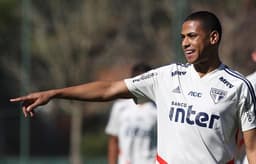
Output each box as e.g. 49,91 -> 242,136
156,154 -> 168,164
235,129 -> 244,148
156,154 -> 234,164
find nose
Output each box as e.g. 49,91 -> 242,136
182,37 -> 189,49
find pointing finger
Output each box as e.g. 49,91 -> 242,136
10,96 -> 30,102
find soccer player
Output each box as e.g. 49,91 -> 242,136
247,50 -> 256,89
105,63 -> 157,164
243,50 -> 256,164
10,11 -> 256,163
236,50 -> 256,164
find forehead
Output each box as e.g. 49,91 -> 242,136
181,20 -> 205,34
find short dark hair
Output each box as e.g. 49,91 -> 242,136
184,11 -> 222,43
131,62 -> 152,77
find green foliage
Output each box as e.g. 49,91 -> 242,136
1,0 -> 256,158
0,0 -> 17,14
81,131 -> 108,157
0,0 -> 18,30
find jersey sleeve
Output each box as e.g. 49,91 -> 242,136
239,81 -> 256,131
124,69 -> 158,104
105,100 -> 123,136
247,72 -> 256,91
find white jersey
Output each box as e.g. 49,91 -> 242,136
247,71 -> 256,90
105,99 -> 157,164
235,71 -> 256,164
124,63 -> 256,164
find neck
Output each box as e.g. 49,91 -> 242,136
193,57 -> 222,78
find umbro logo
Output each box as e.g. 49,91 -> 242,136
172,86 -> 181,93
219,76 -> 234,88
171,71 -> 186,77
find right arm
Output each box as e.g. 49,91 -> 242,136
243,128 -> 256,164
107,135 -> 119,164
10,80 -> 134,117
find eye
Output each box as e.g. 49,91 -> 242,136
188,33 -> 197,39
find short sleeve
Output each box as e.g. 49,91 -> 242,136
239,82 -> 256,131
124,70 -> 158,104
247,72 -> 256,93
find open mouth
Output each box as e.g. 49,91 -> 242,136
185,49 -> 194,55
184,49 -> 195,57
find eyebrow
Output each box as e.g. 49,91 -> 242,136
180,32 -> 198,36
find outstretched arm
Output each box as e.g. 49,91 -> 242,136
10,80 -> 134,117
243,128 -> 256,164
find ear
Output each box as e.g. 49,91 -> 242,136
209,31 -> 220,45
251,50 -> 256,62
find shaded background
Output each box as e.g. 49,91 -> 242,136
1,0 -> 256,163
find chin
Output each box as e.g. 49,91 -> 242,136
185,58 -> 196,64
185,55 -> 195,63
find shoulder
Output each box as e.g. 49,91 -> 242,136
222,65 -> 251,85
152,63 -> 190,75
155,63 -> 189,70
112,99 -> 135,109
247,71 -> 256,83
222,65 -> 255,96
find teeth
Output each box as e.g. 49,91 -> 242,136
185,50 -> 193,54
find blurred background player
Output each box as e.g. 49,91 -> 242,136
242,50 -> 256,164
246,50 -> 256,89
105,63 -> 157,164
236,50 -> 256,164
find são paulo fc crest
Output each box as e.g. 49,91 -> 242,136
210,88 -> 227,104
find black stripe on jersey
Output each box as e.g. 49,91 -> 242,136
223,66 -> 256,114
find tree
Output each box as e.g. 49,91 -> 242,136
11,0 -> 173,162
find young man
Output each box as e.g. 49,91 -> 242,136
236,50 -> 256,164
10,11 -> 256,164
105,63 -> 157,164
247,50 -> 256,89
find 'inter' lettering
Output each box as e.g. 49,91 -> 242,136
169,106 -> 220,129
